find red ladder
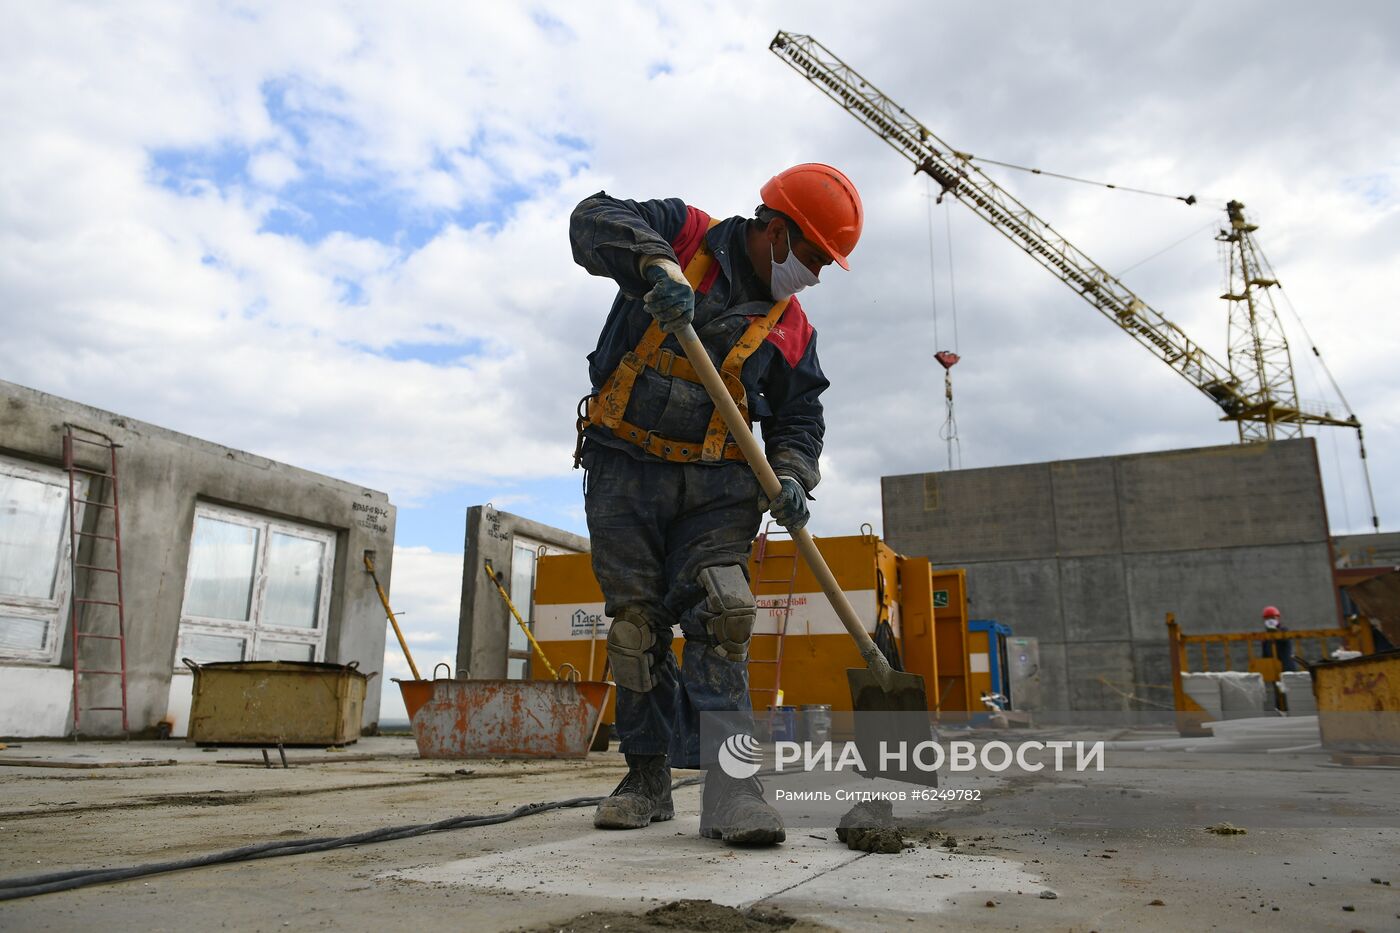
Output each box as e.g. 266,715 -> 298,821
63,425 -> 130,735
747,522 -> 800,716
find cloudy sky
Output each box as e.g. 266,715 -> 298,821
5,2 -> 1397,720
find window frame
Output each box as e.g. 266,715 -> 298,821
505,535 -> 573,680
175,502 -> 337,667
0,456 -> 85,665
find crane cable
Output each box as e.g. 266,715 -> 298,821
964,153 -> 1212,207
945,202 -> 961,354
1115,219 -> 1221,280
926,177 -> 941,350
940,206 -> 963,470
926,178 -> 962,471
1254,243 -> 1381,533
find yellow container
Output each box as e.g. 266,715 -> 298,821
1312,649 -> 1400,754
930,568 -> 972,712
185,660 -> 370,746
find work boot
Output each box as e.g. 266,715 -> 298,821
699,770 -> 786,846
593,753 -> 673,829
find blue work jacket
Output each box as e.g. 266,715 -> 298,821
570,192 -> 828,491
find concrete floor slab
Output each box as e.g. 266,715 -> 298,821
398,813 -> 1045,932
2,736 -> 1397,931
765,846 -> 1043,919
397,816 -> 864,905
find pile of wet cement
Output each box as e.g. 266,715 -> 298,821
834,800 -> 964,854
835,799 -> 906,854
526,898 -> 822,932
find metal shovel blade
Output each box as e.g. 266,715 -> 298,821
847,666 -> 929,713
846,666 -> 938,786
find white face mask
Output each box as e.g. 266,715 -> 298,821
769,235 -> 819,300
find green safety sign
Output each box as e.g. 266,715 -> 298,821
933,590 -> 949,608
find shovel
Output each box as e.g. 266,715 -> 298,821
673,323 -> 932,774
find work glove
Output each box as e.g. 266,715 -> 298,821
760,475 -> 810,531
639,257 -> 695,334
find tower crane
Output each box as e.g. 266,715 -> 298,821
770,32 -> 1377,529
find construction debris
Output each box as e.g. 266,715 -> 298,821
1205,823 -> 1248,835
526,899 -> 808,933
835,799 -> 905,854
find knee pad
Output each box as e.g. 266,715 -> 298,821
699,564 -> 756,663
607,605 -> 659,693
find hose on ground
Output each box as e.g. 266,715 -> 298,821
0,774 -> 709,901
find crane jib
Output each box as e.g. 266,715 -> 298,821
768,30 -> 1365,441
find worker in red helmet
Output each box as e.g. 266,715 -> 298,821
1259,605 -> 1296,672
569,164 -> 863,846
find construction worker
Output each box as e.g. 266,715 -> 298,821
569,164 -> 863,846
1259,605 -> 1296,672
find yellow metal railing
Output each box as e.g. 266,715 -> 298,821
1165,612 -> 1373,733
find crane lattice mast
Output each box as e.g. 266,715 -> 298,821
769,31 -> 1360,442
1219,200 -> 1303,442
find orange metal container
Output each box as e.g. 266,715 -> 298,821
531,534 -> 970,721
396,678 -> 611,759
930,569 -> 972,711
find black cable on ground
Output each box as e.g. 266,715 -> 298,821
1,774 -> 710,901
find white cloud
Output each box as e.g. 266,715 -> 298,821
248,149 -> 300,189
376,545 -> 463,721
3,0 -> 1397,557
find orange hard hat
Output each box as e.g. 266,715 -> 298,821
760,163 -> 863,270
1262,606 -> 1280,619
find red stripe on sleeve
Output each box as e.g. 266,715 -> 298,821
669,206 -> 711,268
764,298 -> 813,368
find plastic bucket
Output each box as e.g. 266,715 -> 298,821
799,704 -> 832,744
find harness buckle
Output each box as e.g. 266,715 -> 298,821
654,348 -> 676,377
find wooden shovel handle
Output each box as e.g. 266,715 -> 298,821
674,326 -> 893,684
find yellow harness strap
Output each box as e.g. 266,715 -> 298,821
699,298 -> 788,460
588,218 -> 790,464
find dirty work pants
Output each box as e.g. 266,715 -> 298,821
582,443 -> 762,768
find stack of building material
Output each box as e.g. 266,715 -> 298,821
1218,672 -> 1268,718
1181,671 -> 1268,720
1181,673 -> 1224,720
1278,671 -> 1316,714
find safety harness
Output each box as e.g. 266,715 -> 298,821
575,209 -> 792,466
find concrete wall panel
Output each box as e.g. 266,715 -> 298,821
1028,640 -> 1071,712
1050,459 -> 1122,556
961,560 -> 1063,644
1064,641 -> 1135,712
0,379 -> 395,737
0,668 -> 73,737
884,464 -> 1056,564
1124,543 -> 1337,643
1130,643 -> 1175,713
458,506 -> 589,679
1058,555 -> 1130,643
883,438 -> 1334,713
1117,442 -> 1328,553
